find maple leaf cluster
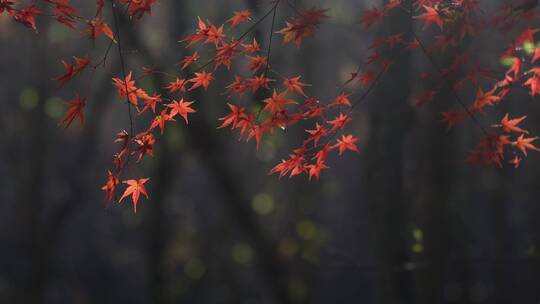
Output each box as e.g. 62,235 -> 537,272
176,5 -> 362,181
360,0 -> 540,169
1,0 -> 157,35
7,0 -> 540,212
94,2 -> 360,210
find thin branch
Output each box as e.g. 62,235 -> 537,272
110,0 -> 136,175
412,31 -> 489,136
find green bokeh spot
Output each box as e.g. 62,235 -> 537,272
19,88 -> 39,111
252,192 -> 274,215
412,243 -> 424,254
500,57 -> 516,67
45,97 -> 64,119
231,243 -> 254,265
413,228 -> 423,242
524,41 -> 535,54
296,220 -> 317,241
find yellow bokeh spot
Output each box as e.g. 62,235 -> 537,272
413,228 -> 423,242
296,220 -> 317,240
19,88 -> 39,111
500,57 -> 516,67
252,193 -> 274,215
231,243 -> 254,264
45,97 -> 64,119
524,41 -> 535,54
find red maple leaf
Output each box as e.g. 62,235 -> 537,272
247,55 -> 268,72
283,76 -> 311,97
305,123 -> 328,147
82,18 -> 116,43
166,77 -> 187,93
140,93 -> 162,114
53,56 -> 91,87
242,38 -> 261,53
360,6 -> 387,29
493,113 -> 529,134
112,72 -> 142,106
307,161 -> 329,180
523,75 -> 540,96
327,113 -> 352,131
59,94 -> 86,128
513,134 -> 540,156
227,10 -> 252,28
415,5 -> 443,30
120,178 -> 150,213
149,110 -> 174,134
13,5 -> 41,32
440,110 -> 466,130
218,103 -> 246,129
188,71 -> 214,90
332,135 -> 360,155
248,74 -> 275,93
178,52 -> 200,70
134,133 -> 156,162
101,170 -> 119,202
508,155 -> 522,168
118,0 -> 157,19
331,93 -> 352,107
166,99 -> 196,123
262,90 -> 296,114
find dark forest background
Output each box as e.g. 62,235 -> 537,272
1,0 -> 540,303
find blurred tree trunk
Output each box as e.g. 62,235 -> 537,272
490,105 -> 512,304
492,173 -> 511,304
24,24 -> 49,304
366,1 -> 414,303
408,36 -> 464,304
410,86 -> 456,304
145,138 -> 175,304
122,2 -> 292,303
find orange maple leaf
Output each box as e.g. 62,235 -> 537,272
178,52 -> 200,70
262,90 -> 296,114
101,170 -> 119,202
112,72 -> 142,106
120,178 -> 150,213
493,113 -> 529,134
188,71 -> 214,90
513,134 -> 540,156
166,99 -> 196,123
83,18 -> 116,43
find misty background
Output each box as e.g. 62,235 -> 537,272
1,0 -> 540,303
